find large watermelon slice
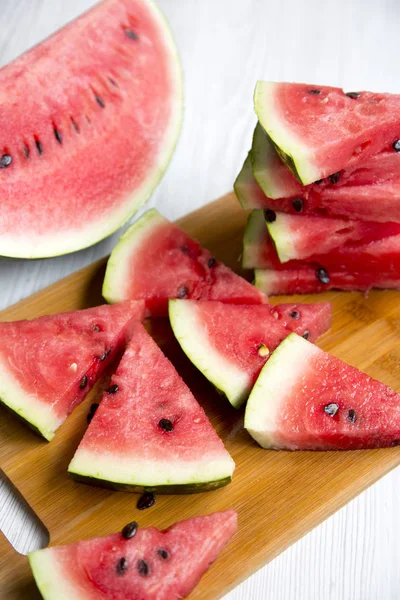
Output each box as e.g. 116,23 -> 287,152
0,301 -> 144,441
0,0 -> 182,258
169,300 -> 331,408
68,321 -> 235,492
235,139 -> 400,223
28,510 -> 238,600
103,208 -> 267,316
245,333 -> 400,450
254,82 -> 400,185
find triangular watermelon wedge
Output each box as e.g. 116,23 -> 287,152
28,510 -> 237,600
0,301 -> 144,441
245,333 -> 400,450
68,322 -> 235,492
254,81 -> 400,184
169,300 -> 331,408
102,208 -> 267,316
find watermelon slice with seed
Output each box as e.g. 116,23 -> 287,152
28,510 -> 237,600
68,321 -> 235,492
103,208 -> 267,316
0,301 -> 144,441
169,300 -> 331,408
0,0 -> 182,258
245,333 -> 400,450
254,82 -> 400,185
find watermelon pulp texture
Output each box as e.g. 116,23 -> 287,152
254,82 -> 400,185
103,208 -> 267,316
0,0 -> 182,258
169,300 -> 331,408
236,138 -> 400,223
0,301 -> 144,441
68,321 -> 235,492
28,510 -> 238,600
245,333 -> 400,450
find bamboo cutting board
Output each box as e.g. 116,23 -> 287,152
2,192 -> 400,600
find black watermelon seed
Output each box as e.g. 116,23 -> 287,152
159,418 -> 174,432
92,325 -> 100,332
23,144 -> 30,158
54,128 -> 62,144
177,286 -> 188,299
122,521 -> 138,539
316,267 -> 330,284
0,154 -> 12,168
71,117 -> 80,133
157,549 -> 169,560
329,172 -> 341,184
289,310 -> 300,320
292,198 -> 303,212
99,348 -> 111,361
125,29 -> 139,40
315,179 -> 323,184
393,139 -> 400,152
79,375 -> 88,389
348,409 -> 357,423
308,89 -> 321,95
323,403 -> 339,417
108,77 -> 118,87
302,330 -> 310,340
35,139 -> 43,155
208,257 -> 216,268
137,492 -> 156,511
107,384 -> 119,394
137,559 -> 150,577
264,209 -> 276,223
346,91 -> 361,99
116,557 -> 128,575
95,94 -> 105,108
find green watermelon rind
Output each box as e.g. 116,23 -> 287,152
254,81 -> 320,186
254,269 -> 282,295
233,153 -> 255,210
266,213 -> 299,263
244,333 -> 315,448
102,208 -> 166,304
29,550 -> 76,600
4,0 -> 183,260
242,210 -> 272,270
169,299 -> 252,408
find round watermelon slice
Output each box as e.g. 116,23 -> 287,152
169,300 -> 331,408
103,208 -> 267,316
0,301 -> 144,441
245,333 -> 400,450
68,321 -> 235,492
254,81 -> 400,185
28,510 -> 238,600
0,0 -> 182,258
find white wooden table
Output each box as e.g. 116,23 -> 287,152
1,0 -> 400,598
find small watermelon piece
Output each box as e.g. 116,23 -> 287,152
245,333 -> 400,450
254,82 -> 400,184
169,300 -> 331,408
0,0 -> 182,258
68,322 -> 235,492
254,267 -> 400,295
28,510 -> 238,600
0,301 -> 144,441
103,208 -> 267,316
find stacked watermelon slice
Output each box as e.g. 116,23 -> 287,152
235,82 -> 400,294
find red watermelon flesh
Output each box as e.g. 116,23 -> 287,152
0,0 -> 182,258
68,321 -> 235,492
245,333 -> 400,450
254,82 -> 400,185
0,301 -> 145,440
169,300 -> 331,408
103,208 -> 267,317
28,510 -> 238,600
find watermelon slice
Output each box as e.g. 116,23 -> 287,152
236,140 -> 400,223
254,82 -> 400,184
68,322 -> 235,492
103,208 -> 267,316
169,300 -> 331,408
28,510 -> 238,600
0,301 -> 144,441
0,0 -> 182,258
245,333 -> 400,450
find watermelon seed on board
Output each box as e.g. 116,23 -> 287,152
121,521 -> 139,540
137,492 -> 156,510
